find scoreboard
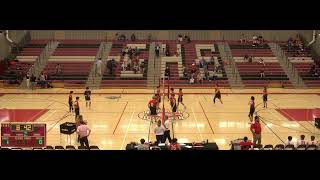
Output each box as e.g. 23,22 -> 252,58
1,123 -> 46,148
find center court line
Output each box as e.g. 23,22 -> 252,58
199,102 -> 214,134
191,107 -> 204,141
120,112 -> 135,150
112,102 -> 128,134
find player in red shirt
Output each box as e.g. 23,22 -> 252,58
148,96 -> 158,123
250,116 -> 262,145
262,86 -> 268,108
239,136 -> 253,150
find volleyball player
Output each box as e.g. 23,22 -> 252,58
74,96 -> 80,118
248,96 -> 255,122
170,94 -> 177,120
68,91 -> 74,113
262,86 -> 268,108
84,87 -> 92,108
177,88 -> 184,106
213,83 -> 223,104
148,96 -> 158,123
170,88 -> 175,98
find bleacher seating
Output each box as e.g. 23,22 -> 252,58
43,41 -> 99,88
279,43 -> 320,87
230,44 -> 293,88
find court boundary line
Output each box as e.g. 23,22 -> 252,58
112,102 -> 128,135
199,101 -> 214,134
1,92 -> 320,95
120,112 -> 135,150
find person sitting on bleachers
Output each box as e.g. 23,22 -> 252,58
259,58 -> 265,66
258,35 -> 264,44
260,67 -> 265,78
183,66 -> 188,79
239,136 -> 253,150
244,54 -> 249,62
240,33 -> 246,43
137,139 -> 149,150
296,135 -> 306,146
310,64 -> 317,76
197,72 -> 203,84
155,44 -> 160,57
307,136 -> 318,146
286,136 -> 295,147
184,35 -> 191,43
165,48 -> 170,56
189,74 -> 195,84
288,37 -> 294,52
210,55 -> 215,65
165,66 -> 170,80
131,33 -> 136,41
252,35 -> 259,46
133,62 -> 139,74
139,61 -> 145,74
248,56 -> 253,63
55,63 -> 62,75
169,138 -> 181,150
177,34 -> 183,42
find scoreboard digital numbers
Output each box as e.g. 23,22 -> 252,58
1,123 -> 46,148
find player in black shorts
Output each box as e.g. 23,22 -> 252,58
262,87 -> 268,108
213,84 -> 223,104
177,88 -> 184,106
148,96 -> 158,122
248,96 -> 255,122
84,87 -> 92,108
170,94 -> 177,118
68,91 -> 74,113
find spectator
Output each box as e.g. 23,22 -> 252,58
248,56 -> 253,63
165,48 -> 170,56
259,58 -> 265,66
26,73 -> 30,89
204,69 -> 210,81
165,66 -> 170,80
197,72 -> 203,84
240,33 -> 246,43
252,35 -> 258,46
184,35 -> 191,43
155,44 -> 160,57
95,58 -> 103,76
250,116 -> 262,145
189,75 -> 195,84
137,139 -> 149,150
210,55 -> 215,65
191,63 -> 197,75
307,136 -> 318,146
260,67 -> 265,78
30,74 -> 36,90
177,34 -> 183,42
258,35 -> 264,44
169,138 -> 181,150
55,63 -> 62,75
121,61 -> 126,71
131,33 -> 136,41
183,66 -> 188,79
76,119 -> 91,149
148,34 -> 152,42
286,136 -> 295,146
133,62 -> 139,74
154,120 -> 165,144
111,58 -> 116,75
310,64 -> 317,76
244,54 -> 249,62
39,72 -> 46,88
239,136 -> 253,150
139,61 -> 145,74
297,135 -> 306,146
